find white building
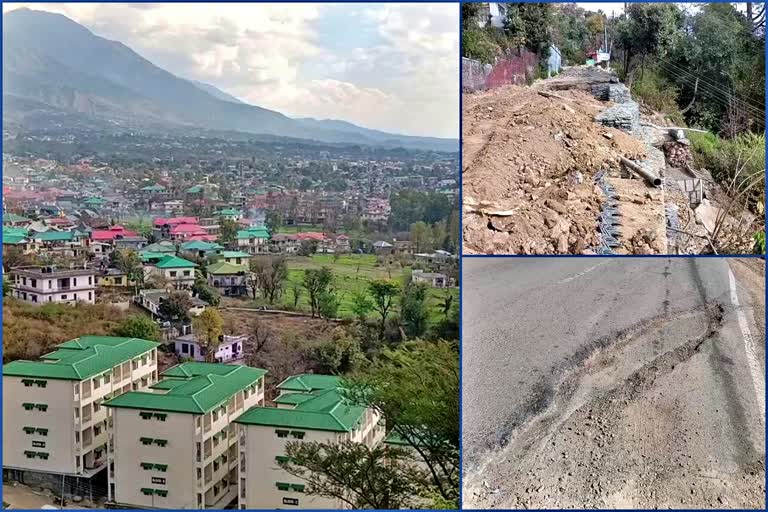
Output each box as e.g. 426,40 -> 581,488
3,336 -> 159,480
105,363 -> 266,509
235,374 -> 385,509
476,2 -> 507,28
174,334 -> 248,363
143,255 -> 197,289
135,289 -> 208,319
9,266 -> 97,305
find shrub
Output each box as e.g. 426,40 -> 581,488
631,66 -> 685,125
753,231 -> 765,254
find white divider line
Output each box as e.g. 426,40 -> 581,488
728,266 -> 766,424
559,261 -> 608,284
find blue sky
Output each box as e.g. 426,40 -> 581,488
3,3 -> 459,139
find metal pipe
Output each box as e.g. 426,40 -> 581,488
620,156 -> 662,187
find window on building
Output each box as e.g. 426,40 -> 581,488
61,294 -> 67,300
169,271 -> 177,277
275,429 -> 289,438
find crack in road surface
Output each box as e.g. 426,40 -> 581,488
462,258 -> 765,509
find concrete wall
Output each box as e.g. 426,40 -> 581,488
3,378 -> 77,475
240,426 -> 345,509
111,409 -> 197,509
462,50 -> 539,92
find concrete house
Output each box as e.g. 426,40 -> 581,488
207,262 -> 249,297
236,226 -> 270,254
235,374 -> 385,509
174,334 -> 248,363
144,255 -> 197,289
3,336 -> 159,485
411,270 -> 451,288
215,251 -> 251,267
135,289 -> 208,320
105,363 -> 267,509
9,266 -> 97,305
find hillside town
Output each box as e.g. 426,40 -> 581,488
2,150 -> 459,510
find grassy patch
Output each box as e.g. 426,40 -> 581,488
631,66 -> 686,125
244,254 -> 457,322
3,300 -> 132,362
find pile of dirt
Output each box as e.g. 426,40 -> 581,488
463,84 -> 647,254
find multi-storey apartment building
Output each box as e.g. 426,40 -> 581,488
9,265 -> 97,305
105,362 -> 267,510
235,374 -> 386,509
3,336 -> 160,482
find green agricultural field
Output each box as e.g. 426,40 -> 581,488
248,254 -> 457,321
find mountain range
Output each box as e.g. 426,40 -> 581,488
2,8 -> 457,152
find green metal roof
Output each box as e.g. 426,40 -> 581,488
83,197 -> 105,205
216,208 -> 242,216
3,336 -> 159,381
236,386 -> 365,432
141,185 -> 166,191
273,392 -> 316,406
3,213 -> 30,223
186,185 -> 203,194
3,234 -> 28,245
219,251 -> 251,259
236,227 -> 270,240
384,431 -> 409,446
207,261 -> 248,275
278,374 -> 341,392
154,255 -> 197,269
104,363 -> 267,414
30,231 -> 76,242
139,251 -> 167,263
142,242 -> 177,253
180,240 -> 222,252
3,226 -> 28,237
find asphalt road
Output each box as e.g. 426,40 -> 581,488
462,257 -> 766,470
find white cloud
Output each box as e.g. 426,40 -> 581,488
3,2 -> 458,138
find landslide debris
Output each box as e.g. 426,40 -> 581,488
462,80 -> 647,255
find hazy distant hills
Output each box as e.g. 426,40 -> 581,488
2,8 -> 457,152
